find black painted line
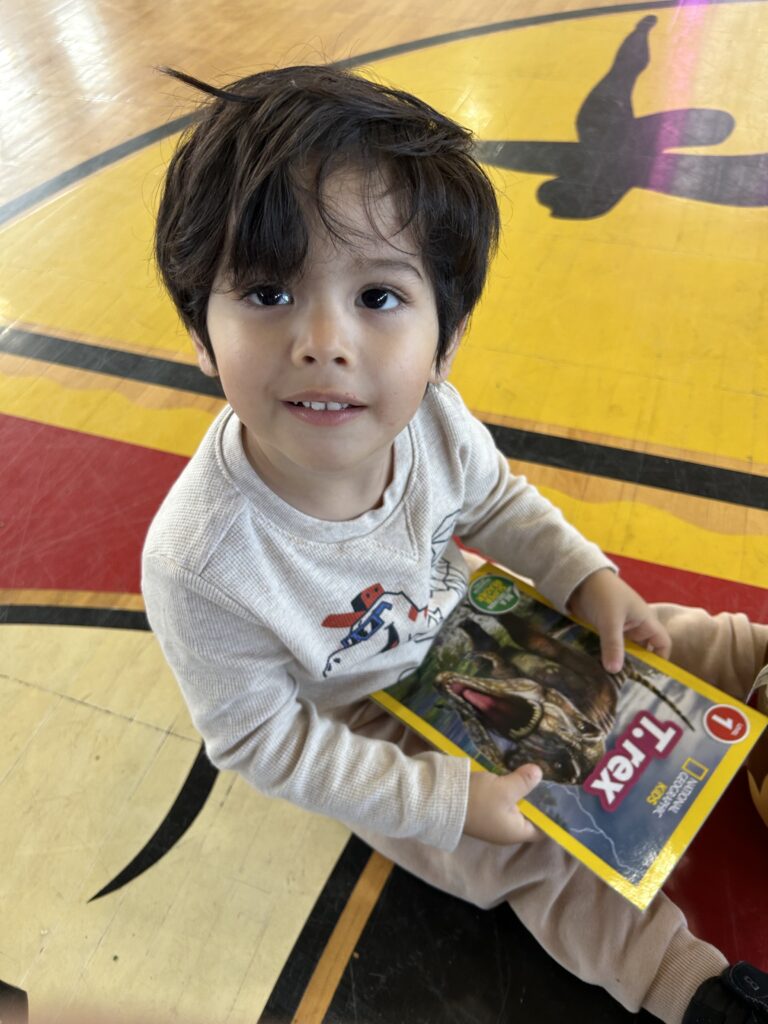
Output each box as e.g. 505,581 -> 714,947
89,743 -> 219,901
0,606 -> 150,630
1,339 -> 762,515
5,0 -> 766,228
487,423 -> 768,511
0,319 -> 764,504
0,603 -> 373,931
0,326 -> 224,398
258,835 -> 376,1023
1,1 -> 763,508
0,601 -> 218,903
0,113 -> 196,227
336,0 -> 768,69
0,318 -> 765,510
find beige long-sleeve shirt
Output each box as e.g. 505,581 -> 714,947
142,383 -> 612,851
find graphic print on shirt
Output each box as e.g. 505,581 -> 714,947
321,512 -> 465,677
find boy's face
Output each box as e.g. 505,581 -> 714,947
194,170 -> 463,520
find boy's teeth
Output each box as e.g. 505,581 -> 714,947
299,401 -> 350,410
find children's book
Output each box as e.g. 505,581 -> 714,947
371,564 -> 768,910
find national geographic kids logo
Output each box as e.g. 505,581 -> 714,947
468,573 -> 521,613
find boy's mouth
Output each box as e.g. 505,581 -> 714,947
282,394 -> 365,425
288,400 -> 354,411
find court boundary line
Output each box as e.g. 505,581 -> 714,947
2,0 -> 766,226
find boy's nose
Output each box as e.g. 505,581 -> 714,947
291,309 -> 354,366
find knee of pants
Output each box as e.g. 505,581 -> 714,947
654,603 -> 767,699
356,831 -> 590,913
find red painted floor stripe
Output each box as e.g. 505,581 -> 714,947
610,553 -> 768,624
3,409 -> 766,622
0,413 -> 188,594
3,412 -> 765,965
607,557 -> 767,959
665,775 -> 768,966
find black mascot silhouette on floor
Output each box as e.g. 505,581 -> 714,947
476,16 -> 768,217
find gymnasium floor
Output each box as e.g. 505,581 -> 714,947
2,0 -> 767,1021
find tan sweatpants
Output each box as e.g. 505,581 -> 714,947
350,605 -> 768,1024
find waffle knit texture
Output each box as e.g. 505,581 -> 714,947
142,382 -> 612,851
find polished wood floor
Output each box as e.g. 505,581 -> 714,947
2,0 -> 767,1021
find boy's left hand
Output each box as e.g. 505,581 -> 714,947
568,568 -> 671,674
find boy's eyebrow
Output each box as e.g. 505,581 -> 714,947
351,256 -> 424,281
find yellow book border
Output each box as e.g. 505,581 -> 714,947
372,564 -> 767,911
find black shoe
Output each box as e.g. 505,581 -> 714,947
683,962 -> 768,1023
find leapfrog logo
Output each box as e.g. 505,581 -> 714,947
468,574 -> 520,614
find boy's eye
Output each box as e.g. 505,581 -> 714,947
246,286 -> 292,306
359,288 -> 401,310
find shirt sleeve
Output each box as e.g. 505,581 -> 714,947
437,385 -> 615,609
142,552 -> 471,851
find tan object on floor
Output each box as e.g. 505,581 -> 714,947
747,667 -> 768,828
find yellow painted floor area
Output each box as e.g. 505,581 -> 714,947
2,625 -> 349,1023
2,0 -> 767,1021
2,4 -> 767,579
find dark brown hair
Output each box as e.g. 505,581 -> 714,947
155,64 -> 500,369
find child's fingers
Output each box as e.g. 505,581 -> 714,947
465,764 -> 544,844
504,763 -> 543,800
512,817 -> 543,843
627,616 -> 672,660
650,621 -> 672,659
500,764 -> 544,843
597,615 -> 626,674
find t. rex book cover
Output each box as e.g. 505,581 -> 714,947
371,565 -> 767,910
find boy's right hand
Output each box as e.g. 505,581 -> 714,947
463,764 -> 543,844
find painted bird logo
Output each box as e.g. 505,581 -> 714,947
475,16 -> 768,217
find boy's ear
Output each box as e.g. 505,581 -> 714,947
190,332 -> 219,377
430,316 -> 468,384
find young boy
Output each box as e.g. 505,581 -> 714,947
142,65 -> 768,1023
